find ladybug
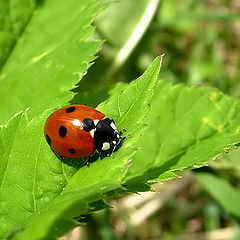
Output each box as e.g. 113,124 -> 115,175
44,105 -> 123,159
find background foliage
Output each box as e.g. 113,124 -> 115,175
0,0 -> 240,239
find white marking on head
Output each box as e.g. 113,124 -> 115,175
72,119 -> 81,126
90,129 -> 94,138
102,142 -> 110,151
94,119 -> 99,126
110,122 -> 117,130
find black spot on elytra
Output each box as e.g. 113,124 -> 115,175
59,126 -> 67,138
68,148 -> 75,154
66,106 -> 75,113
46,134 -> 51,146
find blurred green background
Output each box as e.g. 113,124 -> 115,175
63,0 -> 240,239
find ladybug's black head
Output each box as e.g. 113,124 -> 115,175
94,118 -> 122,154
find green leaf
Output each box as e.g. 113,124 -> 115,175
123,80 -> 240,184
0,0 -> 102,124
0,57 -> 162,240
196,172 -> 240,218
0,110 -> 79,239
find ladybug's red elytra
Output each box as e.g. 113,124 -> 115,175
44,105 -> 123,158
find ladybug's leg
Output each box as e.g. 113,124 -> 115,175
107,142 -> 117,157
120,129 -> 127,135
121,129 -> 132,141
108,150 -> 115,158
86,156 -> 91,167
107,150 -> 111,157
120,135 -> 126,141
86,149 -> 99,167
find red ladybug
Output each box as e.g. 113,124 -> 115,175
44,105 -> 123,158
